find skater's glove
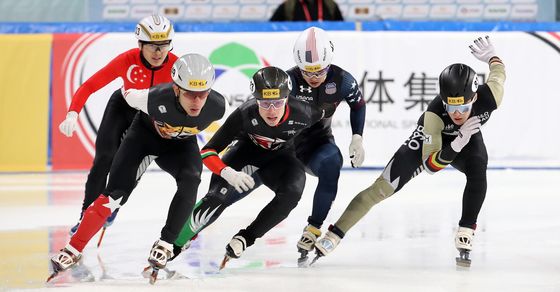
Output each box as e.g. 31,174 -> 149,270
349,134 -> 365,168
59,111 -> 79,137
220,166 -> 255,193
450,116 -> 481,152
469,36 -> 498,64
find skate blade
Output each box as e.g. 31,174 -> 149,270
309,254 -> 322,266
297,256 -> 309,268
219,255 -> 230,270
165,269 -> 188,280
141,266 -> 152,278
46,272 -> 59,283
46,259 -> 64,283
297,250 -> 310,268
142,266 -> 187,280
455,257 -> 471,268
96,227 -> 107,248
149,268 -> 159,285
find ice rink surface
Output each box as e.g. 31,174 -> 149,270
0,169 -> 558,292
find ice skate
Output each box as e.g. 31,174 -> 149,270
311,229 -> 342,266
455,226 -> 475,267
219,235 -> 246,270
142,266 -> 187,280
96,210 -> 119,248
296,225 -> 321,268
146,239 -> 173,284
46,247 -> 82,282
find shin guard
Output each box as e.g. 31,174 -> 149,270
69,195 -> 116,252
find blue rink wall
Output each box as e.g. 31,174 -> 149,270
2,20 -> 560,33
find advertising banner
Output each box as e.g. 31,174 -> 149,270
50,31 -> 560,170
0,34 -> 51,172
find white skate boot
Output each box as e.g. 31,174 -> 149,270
455,226 -> 475,267
147,239 -> 174,284
47,246 -> 82,282
142,243 -> 187,281
297,225 -> 321,267
220,235 -> 247,270
311,230 -> 342,265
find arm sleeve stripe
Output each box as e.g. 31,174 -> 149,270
200,149 -> 226,175
200,149 -> 218,159
425,151 -> 448,173
430,152 -> 447,169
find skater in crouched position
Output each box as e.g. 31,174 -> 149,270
186,27 -> 366,267
314,36 -> 505,267
60,15 -> 178,236
48,54 -> 226,283
170,66 -> 324,268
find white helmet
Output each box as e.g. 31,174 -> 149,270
293,27 -> 334,72
171,54 -> 215,92
135,15 -> 174,42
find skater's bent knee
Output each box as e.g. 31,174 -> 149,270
177,174 -> 201,187
360,176 -> 395,206
319,152 -> 343,171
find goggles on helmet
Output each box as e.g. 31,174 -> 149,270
178,87 -> 211,99
257,98 -> 287,110
301,65 -> 330,78
141,41 -> 172,53
444,99 -> 474,113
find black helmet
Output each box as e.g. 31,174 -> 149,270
439,63 -> 479,106
250,66 -> 292,100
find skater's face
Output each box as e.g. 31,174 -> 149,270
139,40 -> 172,67
446,95 -> 477,126
301,66 -> 329,88
175,86 -> 210,117
257,98 -> 287,126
